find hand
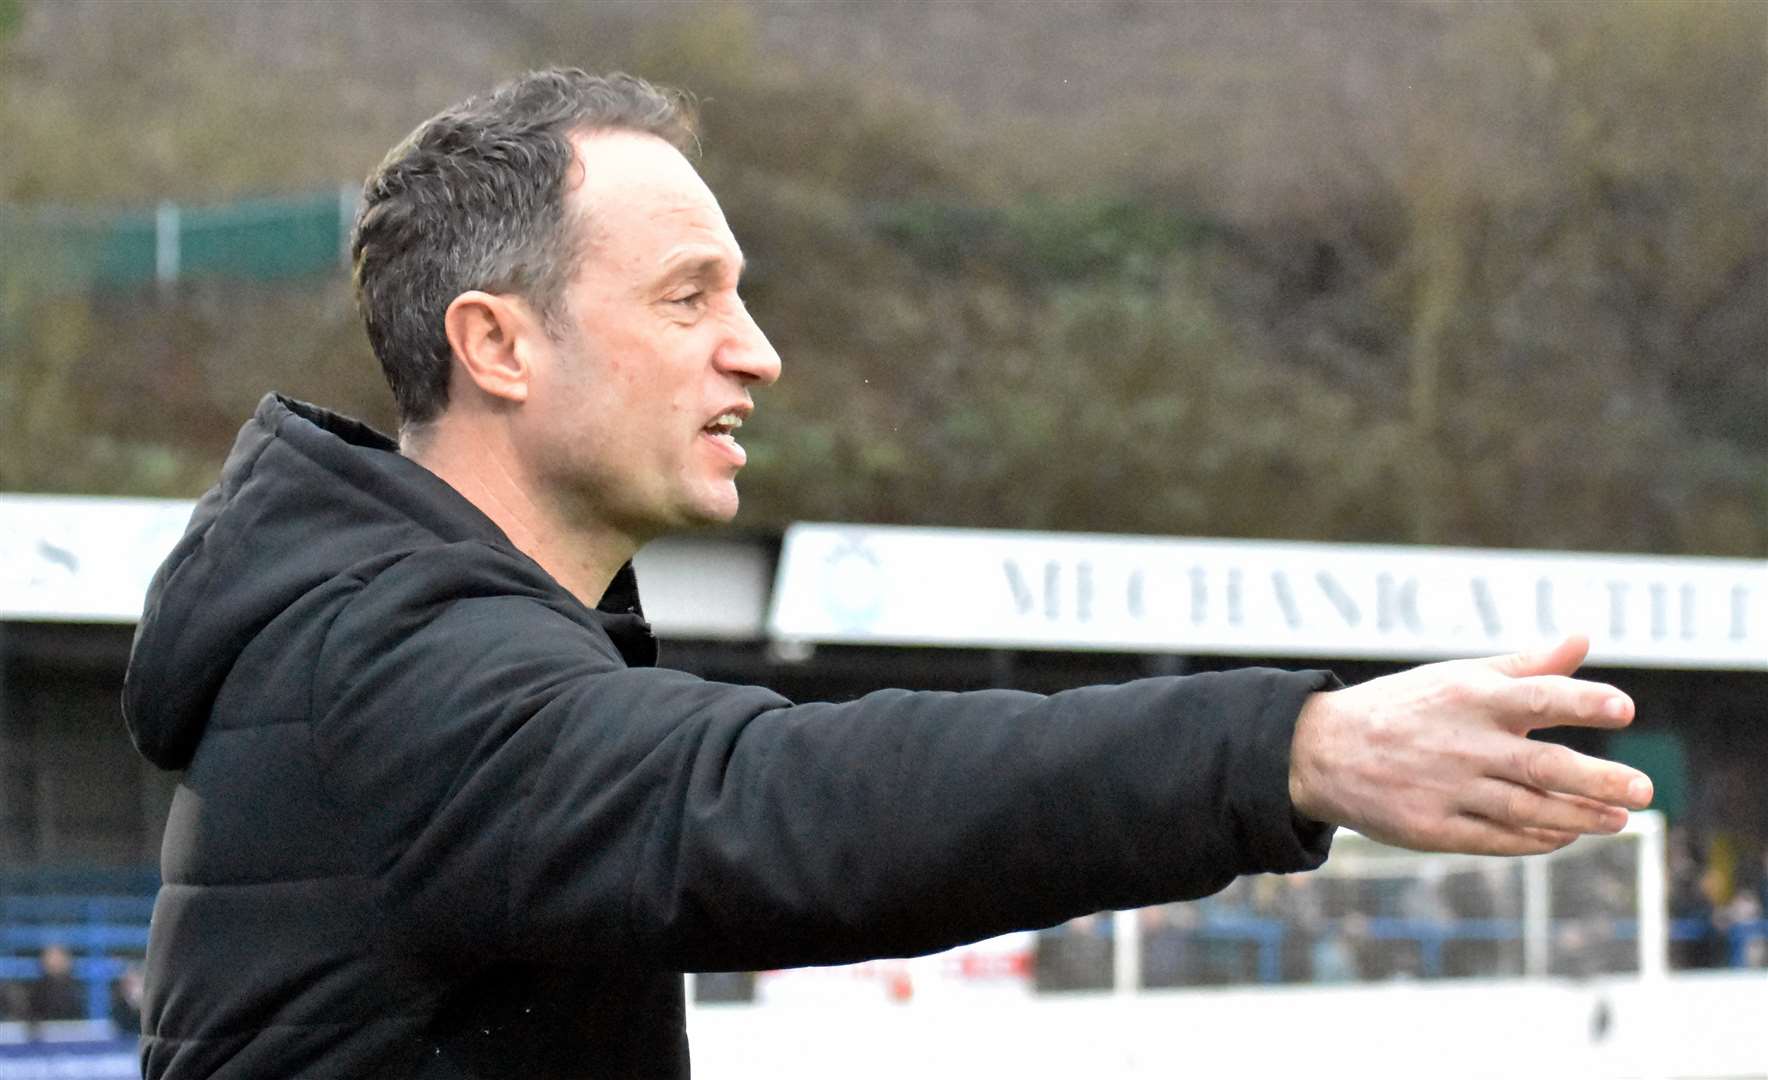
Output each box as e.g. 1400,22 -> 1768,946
1288,635 -> 1654,855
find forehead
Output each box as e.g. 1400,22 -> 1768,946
567,129 -> 737,271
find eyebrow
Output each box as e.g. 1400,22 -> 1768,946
655,249 -> 744,288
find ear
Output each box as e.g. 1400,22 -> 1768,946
443,290 -> 538,405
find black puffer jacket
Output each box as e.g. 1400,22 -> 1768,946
123,394 -> 1334,1078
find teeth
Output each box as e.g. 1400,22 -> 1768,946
705,413 -> 744,433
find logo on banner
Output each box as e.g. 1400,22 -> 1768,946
820,536 -> 887,631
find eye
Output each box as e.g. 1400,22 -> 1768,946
669,289 -> 706,308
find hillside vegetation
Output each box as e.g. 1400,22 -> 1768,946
1,0 -> 1762,555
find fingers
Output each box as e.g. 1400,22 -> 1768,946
1463,779 -> 1629,836
1493,675 -> 1635,732
1485,635 -> 1590,679
1498,739 -> 1654,810
1425,815 -> 1579,857
1515,824 -> 1583,849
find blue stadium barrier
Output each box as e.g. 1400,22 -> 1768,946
1731,919 -> 1768,966
0,898 -> 155,924
1164,915 -> 1727,983
0,892 -> 154,1023
0,870 -> 159,897
1191,912 -> 1287,984
0,956 -> 132,1026
0,927 -> 150,953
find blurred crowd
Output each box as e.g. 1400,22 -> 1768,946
4,832 -> 1764,1031
0,944 -> 142,1036
1667,828 -> 1768,971
1035,828 -> 1768,992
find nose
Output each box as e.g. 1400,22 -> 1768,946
716,303 -> 782,386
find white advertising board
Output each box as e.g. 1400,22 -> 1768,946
0,495 -> 771,639
768,524 -> 1768,669
0,495 -> 193,622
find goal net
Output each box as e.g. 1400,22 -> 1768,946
1103,810 -> 1668,991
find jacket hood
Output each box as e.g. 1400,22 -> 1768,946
122,393 -> 648,770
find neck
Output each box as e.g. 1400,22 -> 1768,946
402,416 -> 635,610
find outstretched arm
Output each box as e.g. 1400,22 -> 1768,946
1288,635 -> 1654,855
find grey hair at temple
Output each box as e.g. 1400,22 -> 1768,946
350,68 -> 697,431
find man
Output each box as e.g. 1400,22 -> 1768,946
122,69 -> 1651,1078
26,945 -> 85,1026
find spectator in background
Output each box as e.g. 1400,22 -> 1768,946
1032,913 -> 1113,993
1668,829 -> 1718,969
1312,913 -> 1364,984
1693,864 -> 1736,968
26,944 -> 85,1025
0,979 -> 25,1021
1441,863 -> 1506,978
1139,903 -> 1200,988
110,961 -> 145,1034
1751,846 -> 1768,969
1714,883 -> 1764,969
1193,876 -> 1265,984
1755,843 -> 1768,921
1270,875 -> 1321,983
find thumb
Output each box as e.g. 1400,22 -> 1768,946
1487,634 -> 1590,678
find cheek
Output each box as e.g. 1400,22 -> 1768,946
626,352 -> 700,419
614,364 -> 683,423
574,316 -> 706,428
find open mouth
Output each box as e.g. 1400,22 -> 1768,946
701,411 -> 748,466
703,412 -> 743,438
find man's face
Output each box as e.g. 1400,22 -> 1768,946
41,946 -> 70,977
516,129 -> 780,544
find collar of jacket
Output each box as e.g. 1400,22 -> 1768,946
272,393 -> 658,668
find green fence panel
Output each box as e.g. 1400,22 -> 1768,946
94,212 -> 159,287
1609,731 -> 1690,823
2,192 -> 348,290
0,208 -> 156,288
181,192 -> 344,281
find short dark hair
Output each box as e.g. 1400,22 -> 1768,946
351,69 -> 695,430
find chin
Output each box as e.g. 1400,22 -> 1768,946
690,502 -> 742,528
680,488 -> 742,528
